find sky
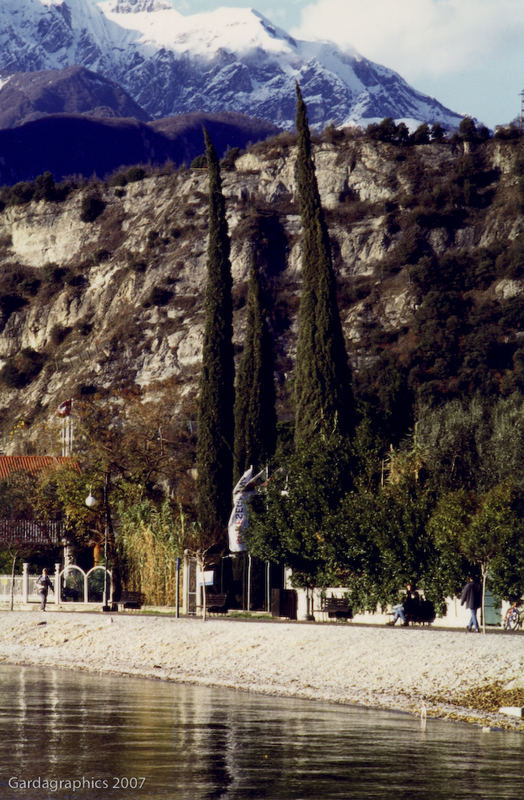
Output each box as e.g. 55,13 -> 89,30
165,0 -> 524,129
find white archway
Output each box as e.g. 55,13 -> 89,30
58,565 -> 112,604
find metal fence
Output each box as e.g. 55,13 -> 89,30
0,519 -> 63,545
0,573 -> 41,602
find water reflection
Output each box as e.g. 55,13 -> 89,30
0,664 -> 522,799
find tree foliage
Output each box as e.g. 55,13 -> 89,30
196,129 -> 235,537
415,393 -> 524,493
294,83 -> 354,444
324,483 -> 442,612
233,256 -> 277,480
247,429 -> 353,589
429,483 -> 524,607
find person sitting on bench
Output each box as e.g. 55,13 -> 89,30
388,583 -> 419,626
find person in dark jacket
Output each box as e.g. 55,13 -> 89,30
36,568 -> 54,611
388,583 -> 419,626
460,576 -> 481,632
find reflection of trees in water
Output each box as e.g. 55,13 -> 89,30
9,667 -> 93,775
2,668 -> 523,799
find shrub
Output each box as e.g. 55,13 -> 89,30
145,287 -> 173,307
0,293 -> 28,320
126,251 -> 147,272
50,324 -> 73,346
78,321 -> 93,337
147,230 -> 169,249
324,124 -> 344,144
0,348 -> 46,388
80,194 -> 106,223
109,171 -> 128,187
494,124 -> 521,141
78,384 -> 97,396
42,264 -> 70,284
33,172 -> 57,202
221,147 -> 242,171
94,249 -> 111,263
9,182 -> 35,205
125,166 -> 146,183
191,155 -> 207,169
109,166 -> 146,186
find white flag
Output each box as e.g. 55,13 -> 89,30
227,466 -> 265,553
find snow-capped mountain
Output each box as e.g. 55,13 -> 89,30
0,0 -> 463,130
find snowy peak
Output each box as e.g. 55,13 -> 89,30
0,0 -> 463,131
100,3 -> 295,55
104,1 -> 174,12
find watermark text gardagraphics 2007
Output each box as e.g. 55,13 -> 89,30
8,776 -> 147,792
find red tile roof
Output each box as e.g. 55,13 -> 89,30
0,456 -> 80,480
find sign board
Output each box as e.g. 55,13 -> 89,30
198,570 -> 214,587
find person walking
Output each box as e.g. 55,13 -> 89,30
460,576 -> 481,632
36,568 -> 54,611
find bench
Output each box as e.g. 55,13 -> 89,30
405,599 -> 435,625
389,598 -> 435,625
116,591 -> 145,611
205,592 -> 228,613
322,596 -> 352,620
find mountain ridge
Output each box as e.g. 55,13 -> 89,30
0,65 -> 150,129
0,0 -> 464,131
0,109 -> 279,184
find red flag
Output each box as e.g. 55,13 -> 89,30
57,399 -> 72,417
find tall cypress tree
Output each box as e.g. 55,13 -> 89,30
196,129 -> 235,535
294,83 -> 354,443
233,255 -> 277,481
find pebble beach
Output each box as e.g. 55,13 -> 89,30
0,610 -> 523,732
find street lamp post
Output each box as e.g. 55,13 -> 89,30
85,478 -> 110,609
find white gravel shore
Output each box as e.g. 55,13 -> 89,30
1,610 -> 523,731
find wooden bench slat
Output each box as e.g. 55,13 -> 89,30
322,597 -> 352,619
117,591 -> 144,610
205,592 -> 227,612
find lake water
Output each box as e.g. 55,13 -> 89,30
0,664 -> 522,800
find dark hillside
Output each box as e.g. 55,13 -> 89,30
0,66 -> 150,129
0,112 -> 279,184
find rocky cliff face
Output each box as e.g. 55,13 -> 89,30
0,134 -> 522,450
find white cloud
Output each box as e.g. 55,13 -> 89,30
293,0 -> 524,80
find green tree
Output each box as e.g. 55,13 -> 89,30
470,484 -> 524,608
196,129 -> 235,538
429,484 -> 524,631
415,394 -> 524,494
325,483 -> 440,613
485,393 -> 524,490
0,470 -> 60,609
430,123 -> 446,142
247,429 -> 353,609
411,123 -> 430,145
321,488 -> 385,610
366,117 -> 397,142
294,83 -> 354,444
233,256 -> 277,480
